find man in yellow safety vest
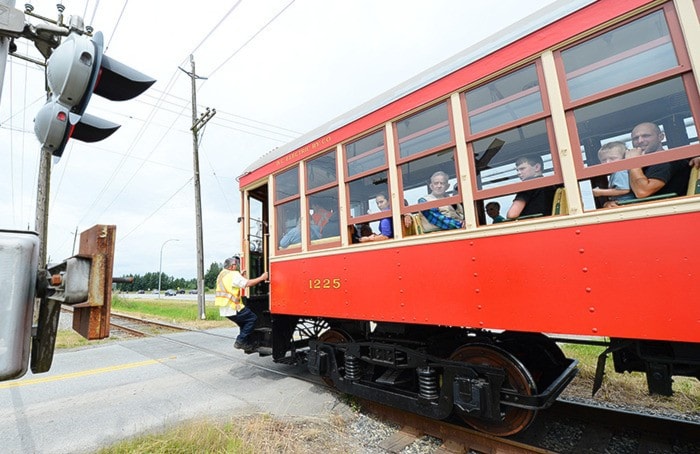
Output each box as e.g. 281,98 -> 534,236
215,256 -> 268,353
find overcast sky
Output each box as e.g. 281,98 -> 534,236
1,0 -> 558,279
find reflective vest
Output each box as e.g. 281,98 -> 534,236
214,269 -> 244,311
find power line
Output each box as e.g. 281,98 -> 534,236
118,176 -> 194,242
189,0 -> 244,56
207,0 -> 296,79
145,88 -> 302,134
103,0 -> 128,53
50,0 -> 297,245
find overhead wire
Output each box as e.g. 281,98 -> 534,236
118,176 -> 194,242
102,0 -> 128,53
146,88 -> 302,134
206,0 -> 296,80
68,1 -> 247,230
198,122 -> 236,217
53,0 -> 298,255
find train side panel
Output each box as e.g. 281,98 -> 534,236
270,212 -> 699,343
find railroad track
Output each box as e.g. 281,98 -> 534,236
357,397 -> 700,453
59,307 -> 192,338
109,311 -> 192,337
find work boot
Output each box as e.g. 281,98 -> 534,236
234,340 -> 245,350
243,342 -> 259,354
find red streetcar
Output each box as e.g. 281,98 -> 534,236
236,0 -> 700,436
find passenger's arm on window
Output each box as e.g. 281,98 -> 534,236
506,200 -> 526,219
629,168 -> 665,198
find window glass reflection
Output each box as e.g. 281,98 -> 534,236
465,65 -> 543,134
306,151 -> 336,190
396,103 -> 451,158
275,166 -> 299,201
346,130 -> 386,176
563,10 -> 677,101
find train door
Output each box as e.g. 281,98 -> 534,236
245,184 -> 269,296
243,184 -> 272,350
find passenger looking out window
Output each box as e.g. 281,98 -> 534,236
310,200 -> 339,238
485,202 -> 506,224
592,142 -> 635,206
625,122 -> 691,198
506,155 -> 558,219
417,171 -> 464,232
279,218 -> 320,248
359,193 -> 393,242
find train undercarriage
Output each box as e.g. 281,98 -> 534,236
245,302 -> 700,437
251,313 -> 578,436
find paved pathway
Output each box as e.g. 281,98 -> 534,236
0,328 -> 350,453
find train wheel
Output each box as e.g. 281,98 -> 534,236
318,329 -> 352,387
296,318 -> 331,340
497,332 -> 568,390
449,344 -> 537,436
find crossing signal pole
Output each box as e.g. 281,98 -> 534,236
0,1 -> 154,380
29,21 -> 155,267
179,55 -> 215,320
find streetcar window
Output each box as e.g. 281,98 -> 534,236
574,77 -> 695,169
396,102 -> 452,158
345,130 -> 386,177
276,199 -> 301,250
306,151 -> 337,190
308,187 -> 340,241
275,166 -> 299,201
465,64 -> 543,134
275,166 -> 301,251
571,76 -> 697,209
347,171 -> 389,220
400,150 -> 460,206
562,10 -> 677,102
471,120 -> 555,190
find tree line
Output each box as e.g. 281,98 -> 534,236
115,262 -> 222,292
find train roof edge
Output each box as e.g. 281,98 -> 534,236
239,0 -> 595,182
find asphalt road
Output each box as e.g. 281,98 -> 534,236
0,328 -> 348,453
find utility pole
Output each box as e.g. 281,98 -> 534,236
33,3 -> 68,268
35,149 -> 52,266
179,55 -> 215,320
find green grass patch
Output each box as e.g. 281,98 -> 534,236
55,329 -> 93,349
112,296 -> 224,322
97,419 -> 251,454
98,414 -> 354,454
560,343 -> 607,377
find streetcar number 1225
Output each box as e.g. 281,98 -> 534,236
309,278 -> 341,289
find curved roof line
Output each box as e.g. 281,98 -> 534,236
241,0 -> 594,176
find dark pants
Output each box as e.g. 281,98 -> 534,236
226,307 -> 257,344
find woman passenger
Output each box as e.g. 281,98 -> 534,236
359,193 -> 393,242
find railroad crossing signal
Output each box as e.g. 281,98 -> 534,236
33,31 -> 155,158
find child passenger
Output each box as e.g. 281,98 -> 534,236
592,141 -> 636,205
